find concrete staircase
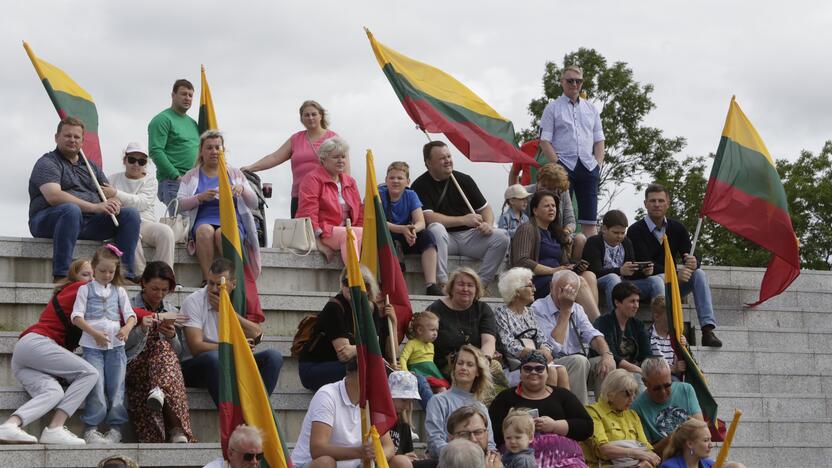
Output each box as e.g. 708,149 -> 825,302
0,237 -> 829,466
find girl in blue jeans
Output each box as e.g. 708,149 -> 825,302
71,245 -> 137,444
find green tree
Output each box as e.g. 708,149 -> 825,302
519,48 -> 685,206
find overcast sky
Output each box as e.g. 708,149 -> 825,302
3,1 -> 830,240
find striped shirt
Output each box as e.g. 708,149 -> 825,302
649,324 -> 675,366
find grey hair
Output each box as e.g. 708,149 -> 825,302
641,356 -> 671,379
439,438 -> 485,468
339,264 -> 380,302
228,424 -> 262,450
497,267 -> 533,304
318,136 -> 349,163
562,65 -> 583,77
600,368 -> 639,403
550,269 -> 579,289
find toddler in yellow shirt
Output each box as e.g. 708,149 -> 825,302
399,311 -> 449,391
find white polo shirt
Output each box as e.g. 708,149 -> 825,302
291,379 -> 361,468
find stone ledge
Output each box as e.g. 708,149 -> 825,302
0,442 -> 222,467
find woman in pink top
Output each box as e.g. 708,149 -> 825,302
242,100 -> 346,217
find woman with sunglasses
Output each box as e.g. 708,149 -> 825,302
109,142 -> 176,272
494,267 -> 569,389
489,351 -> 592,468
582,369 -> 660,468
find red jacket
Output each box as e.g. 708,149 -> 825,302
296,165 -> 363,238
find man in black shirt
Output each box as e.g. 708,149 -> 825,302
411,142 -> 509,289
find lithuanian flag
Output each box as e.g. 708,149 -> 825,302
23,42 -> 103,167
366,29 -> 536,166
664,236 -> 719,438
199,66 -> 263,320
360,150 -> 413,342
346,224 -> 398,439
701,97 -> 800,307
217,278 -> 292,467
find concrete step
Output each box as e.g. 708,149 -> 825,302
693,326 -> 832,353
713,392 -> 832,419
693,347 -> 832,374
728,442 -> 832,468
704,369 -> 832,395
0,443 -> 222,467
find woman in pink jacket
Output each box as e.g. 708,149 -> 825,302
296,137 -> 363,263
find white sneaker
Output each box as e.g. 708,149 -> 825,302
105,428 -> 122,444
168,427 -> 187,443
83,428 -> 108,445
40,426 -> 85,445
411,429 -> 420,441
147,386 -> 165,411
0,423 -> 37,444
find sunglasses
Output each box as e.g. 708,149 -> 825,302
650,382 -> 672,392
564,78 -> 583,85
126,156 -> 148,166
242,452 -> 264,462
521,364 -> 547,374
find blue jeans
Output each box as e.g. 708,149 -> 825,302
659,269 -> 716,328
561,161 -> 600,226
415,374 -> 433,410
157,179 -> 181,215
298,360 -> 346,392
597,273 -> 665,313
29,203 -> 141,278
81,346 -> 128,429
182,349 -> 283,406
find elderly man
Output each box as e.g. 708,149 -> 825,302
631,357 -> 703,455
204,424 -> 265,468
445,406 -> 502,468
180,258 -> 283,407
28,117 -> 141,281
539,65 -> 605,236
627,183 -> 721,347
411,141 -> 509,290
532,270 -> 615,404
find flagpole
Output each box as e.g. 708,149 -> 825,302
385,294 -> 398,366
80,149 -> 119,227
419,129 -> 476,215
690,216 -> 704,258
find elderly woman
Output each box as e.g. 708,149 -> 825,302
296,136 -> 363,263
494,267 -> 568,389
0,261 -> 97,444
124,261 -> 194,443
177,130 -> 261,283
659,419 -> 747,468
582,369 -> 660,468
525,163 -> 586,261
297,266 -> 395,392
592,282 -> 652,376
425,344 -> 497,459
109,142 -> 176,273
427,267 -> 508,396
242,100 -> 343,218
511,190 -> 601,321
489,352 -> 593,467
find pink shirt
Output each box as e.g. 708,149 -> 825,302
289,129 -> 338,197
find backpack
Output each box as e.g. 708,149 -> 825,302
242,169 -> 269,248
291,296 -> 347,357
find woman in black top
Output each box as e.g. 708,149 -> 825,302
297,266 -> 394,391
592,282 -> 652,375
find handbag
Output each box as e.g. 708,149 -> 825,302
159,199 -> 189,244
273,217 -> 317,255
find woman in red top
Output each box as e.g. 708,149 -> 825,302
296,136 -> 363,263
0,260 -> 98,445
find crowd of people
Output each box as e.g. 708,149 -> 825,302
10,68 -> 741,467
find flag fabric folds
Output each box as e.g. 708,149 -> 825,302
23,42 -> 103,167
701,97 -> 800,307
346,224 -> 398,437
663,236 -> 719,438
359,149 -> 413,342
199,66 -> 263,320
218,279 -> 292,467
365,29 -> 537,166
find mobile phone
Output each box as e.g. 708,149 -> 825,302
527,409 -> 540,418
634,261 -> 652,269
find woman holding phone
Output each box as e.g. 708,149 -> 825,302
125,261 -> 194,443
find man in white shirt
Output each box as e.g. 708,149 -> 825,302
180,258 -> 282,406
203,424 -> 264,468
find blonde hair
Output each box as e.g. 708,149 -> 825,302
662,418 -> 708,460
502,408 -> 534,438
339,265 -> 380,303
445,267 -> 484,301
449,344 -> 493,401
600,368 -> 638,403
650,295 -> 666,314
406,311 -> 439,340
537,163 -> 570,193
299,100 -> 329,129
387,161 -> 410,179
196,130 -> 225,167
55,259 -> 92,291
91,245 -> 124,286
562,65 -> 584,77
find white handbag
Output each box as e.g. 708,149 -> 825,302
159,199 -> 189,244
273,217 -> 317,255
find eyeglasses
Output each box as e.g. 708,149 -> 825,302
521,364 -> 547,374
126,156 -> 148,166
455,428 -> 487,439
523,283 -> 535,290
564,78 -> 583,85
650,382 -> 672,392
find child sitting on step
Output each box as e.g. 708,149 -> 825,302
400,311 -> 449,392
71,244 -> 136,444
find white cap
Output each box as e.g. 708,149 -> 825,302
504,184 -> 532,200
123,141 -> 148,157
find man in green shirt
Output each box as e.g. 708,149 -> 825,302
147,79 -> 199,210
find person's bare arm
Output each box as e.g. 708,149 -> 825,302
507,165 -> 520,186
40,182 -> 117,214
480,333 -> 496,358
593,140 -> 605,167
237,315 -> 263,340
309,421 -> 365,461
423,210 -> 481,229
540,140 -> 559,164
242,139 -> 292,173
410,207 -> 426,232
184,327 -> 219,357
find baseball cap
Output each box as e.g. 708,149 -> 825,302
388,371 -> 421,400
504,184 -> 532,200
123,141 -> 148,157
